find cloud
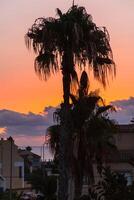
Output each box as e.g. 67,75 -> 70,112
1,97 -> 134,145
0,107 -> 57,158
110,97 -> 134,124
0,107 -> 56,137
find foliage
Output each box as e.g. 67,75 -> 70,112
28,168 -> 57,200
47,71 -> 117,198
0,191 -> 21,200
69,72 -> 117,197
26,146 -> 32,151
48,71 -> 117,171
47,125 -> 60,162
90,167 -> 134,200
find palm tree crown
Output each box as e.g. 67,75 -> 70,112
26,5 -> 115,89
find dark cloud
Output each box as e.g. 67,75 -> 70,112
0,107 -> 56,137
111,97 -> 134,108
1,98 -> 134,139
110,97 -> 134,124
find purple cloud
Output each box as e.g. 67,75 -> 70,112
110,97 -> 134,124
0,107 -> 56,137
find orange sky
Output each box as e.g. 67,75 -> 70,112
0,0 -> 134,114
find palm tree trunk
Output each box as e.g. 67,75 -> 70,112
58,50 -> 73,200
58,104 -> 73,200
58,117 -> 70,200
62,49 -> 72,105
63,73 -> 71,105
74,139 -> 84,200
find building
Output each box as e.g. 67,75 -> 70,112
0,137 -> 24,191
67,124 -> 134,199
108,124 -> 134,184
81,124 -> 134,196
18,147 -> 41,181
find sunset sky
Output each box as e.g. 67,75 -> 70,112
0,0 -> 134,147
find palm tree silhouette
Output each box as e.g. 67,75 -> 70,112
47,71 -> 117,199
25,5 -> 115,200
26,5 -> 115,105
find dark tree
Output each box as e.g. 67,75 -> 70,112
47,71 -> 117,199
26,5 -> 115,200
28,168 -> 57,200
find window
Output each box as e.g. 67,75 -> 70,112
118,170 -> 133,185
19,166 -> 22,178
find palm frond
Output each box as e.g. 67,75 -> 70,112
96,105 -> 115,116
47,125 -> 60,155
34,52 -> 59,80
56,8 -> 63,18
79,71 -> 89,98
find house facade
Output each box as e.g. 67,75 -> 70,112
0,137 -> 24,191
108,124 -> 134,184
81,124 -> 134,196
18,148 -> 41,180
68,124 -> 134,199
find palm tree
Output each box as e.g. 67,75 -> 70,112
25,5 -> 115,200
69,71 -> 117,199
71,108 -> 117,199
47,71 -> 117,199
26,6 -> 115,104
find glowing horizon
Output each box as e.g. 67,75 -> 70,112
0,0 -> 134,114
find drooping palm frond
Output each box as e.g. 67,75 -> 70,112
46,125 -> 60,156
53,107 -> 61,124
34,51 -> 59,80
